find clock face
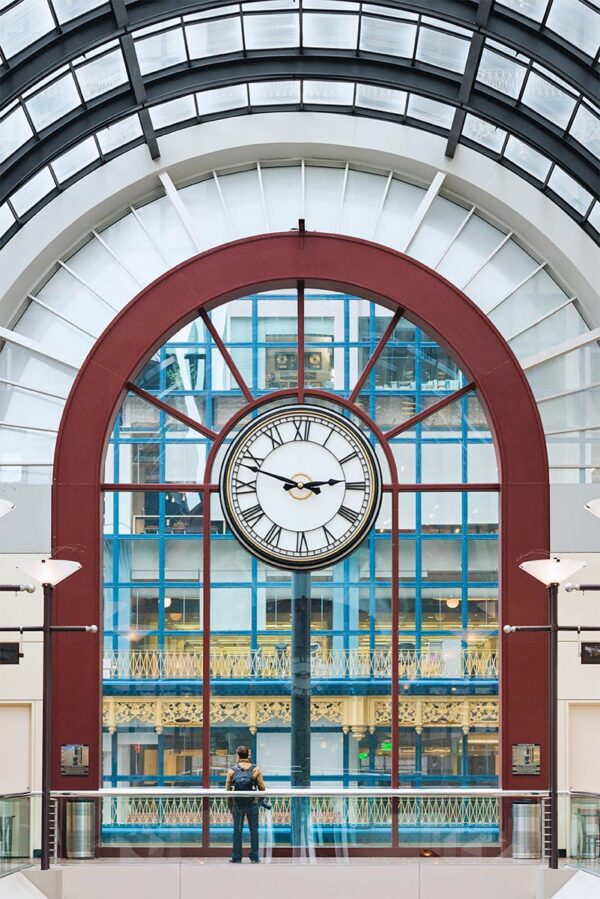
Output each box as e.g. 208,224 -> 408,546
219,404 -> 382,569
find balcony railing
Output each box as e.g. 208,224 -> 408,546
103,648 -> 498,681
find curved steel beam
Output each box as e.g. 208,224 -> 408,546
0,0 -> 597,107
1,52 -> 597,204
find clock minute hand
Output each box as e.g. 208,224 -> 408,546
302,478 -> 344,489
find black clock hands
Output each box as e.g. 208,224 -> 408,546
248,465 -> 322,494
300,478 -> 344,490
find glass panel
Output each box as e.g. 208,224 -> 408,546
25,73 -> 81,130
546,0 -> 600,57
97,210 -> 167,285
303,12 -> 359,48
466,240 -> 539,314
52,0 -> 105,23
468,587 -> 498,629
409,196 -> 469,269
186,19 -> 244,57
527,343 -> 600,398
76,49 -> 128,100
495,0 -> 548,21
570,104 -> 600,159
359,16 -> 416,56
422,539 -> 462,581
416,27 -> 469,73
135,27 -> 187,75
539,386 -> 600,432
0,105 -> 33,164
249,81 -> 300,105
521,70 -> 577,129
437,214 -> 506,287
468,539 -> 498,582
96,115 -> 143,153
510,304 -> 588,359
547,167 -> 593,215
51,136 -> 99,183
149,95 -> 197,129
243,12 -> 299,48
504,136 -> 552,182
462,114 -> 507,153
10,167 -> 55,216
197,84 -> 247,115
355,83 -> 406,114
477,48 -> 527,98
490,269 -> 569,336
0,0 -> 55,59
303,80 -> 353,105
406,94 -> 454,129
0,202 -> 15,238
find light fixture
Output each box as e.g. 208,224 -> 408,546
584,498 -> 600,519
445,598 -> 460,609
164,596 -> 172,608
18,558 -> 82,586
519,557 -> 586,586
0,499 -> 15,518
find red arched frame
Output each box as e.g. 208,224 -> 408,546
51,233 -> 549,840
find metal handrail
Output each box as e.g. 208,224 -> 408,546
50,788 -> 548,799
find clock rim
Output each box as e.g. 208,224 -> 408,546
219,402 -> 383,570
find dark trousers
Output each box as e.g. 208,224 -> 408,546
232,802 -> 259,862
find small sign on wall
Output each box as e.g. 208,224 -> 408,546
581,643 -> 600,664
61,744 -> 89,776
512,743 -> 541,775
0,643 -> 21,664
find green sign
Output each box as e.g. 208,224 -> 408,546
380,741 -> 392,752
358,752 -> 368,760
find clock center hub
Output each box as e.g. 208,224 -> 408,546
289,473 -> 312,500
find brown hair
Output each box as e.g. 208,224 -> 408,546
236,745 -> 250,759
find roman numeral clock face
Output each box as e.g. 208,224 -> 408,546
219,405 -> 382,569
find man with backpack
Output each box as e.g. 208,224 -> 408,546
226,745 -> 267,863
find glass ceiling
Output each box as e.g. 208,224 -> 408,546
0,0 -> 599,245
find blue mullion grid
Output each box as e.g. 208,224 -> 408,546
103,294 -> 500,809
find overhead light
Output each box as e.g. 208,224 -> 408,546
19,558 -> 82,586
164,597 -> 172,608
584,498 -> 600,519
445,598 -> 460,609
0,499 -> 15,519
519,557 -> 586,586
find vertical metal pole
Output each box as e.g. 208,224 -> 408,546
41,584 -> 52,871
291,571 -> 311,849
548,582 -> 558,869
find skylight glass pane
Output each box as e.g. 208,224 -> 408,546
0,202 -> 15,238
570,105 -> 600,159
477,48 -> 526,99
303,80 -> 353,104
149,95 -> 197,129
76,49 -> 128,101
10,167 -> 55,216
25,74 -> 81,131
504,136 -> 552,182
0,0 -> 54,58
462,114 -> 506,152
521,71 -> 576,130
51,136 -> 99,182
406,94 -> 454,129
249,80 -> 300,104
196,84 -> 247,115
186,19 -> 243,57
355,83 -> 406,114
303,13 -> 359,48
494,0 -> 548,22
589,201 -> 600,233
547,167 -> 593,215
416,27 -> 470,74
511,304 -> 588,360
135,27 -> 187,75
546,0 -> 600,58
0,105 -> 33,163
52,0 -> 105,24
243,12 -> 299,48
96,114 -> 143,153
359,16 -> 416,57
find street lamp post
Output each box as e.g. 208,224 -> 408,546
507,557 -> 586,869
15,558 -> 95,870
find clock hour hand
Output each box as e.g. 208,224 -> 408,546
248,465 -> 321,493
301,478 -> 344,489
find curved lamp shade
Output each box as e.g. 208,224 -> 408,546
18,559 -> 81,586
584,498 -> 600,519
519,557 -> 586,586
0,499 -> 15,519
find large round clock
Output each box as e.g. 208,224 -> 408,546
219,404 -> 382,569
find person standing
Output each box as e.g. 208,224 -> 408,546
226,745 -> 266,863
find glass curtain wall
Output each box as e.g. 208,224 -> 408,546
101,291 -> 499,849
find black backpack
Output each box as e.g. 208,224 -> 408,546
231,763 -> 256,805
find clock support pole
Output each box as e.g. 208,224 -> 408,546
291,570 -> 311,851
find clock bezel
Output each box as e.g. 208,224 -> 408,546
219,402 -> 383,570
